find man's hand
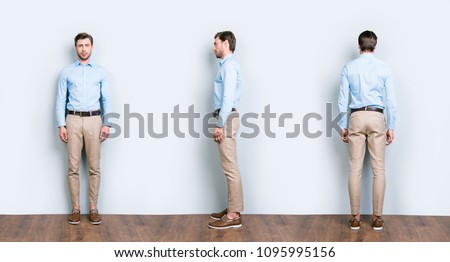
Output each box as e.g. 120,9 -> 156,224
341,128 -> 349,143
100,126 -> 110,142
213,127 -> 223,143
59,126 -> 68,143
386,129 -> 394,145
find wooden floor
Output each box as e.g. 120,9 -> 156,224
1,214 -> 449,242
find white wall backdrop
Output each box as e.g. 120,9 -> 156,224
1,0 -> 449,215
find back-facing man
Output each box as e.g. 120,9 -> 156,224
338,30 -> 397,231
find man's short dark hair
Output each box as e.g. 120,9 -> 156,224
214,31 -> 236,53
358,30 -> 377,52
74,32 -> 93,46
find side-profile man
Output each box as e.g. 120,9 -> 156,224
208,31 -> 244,229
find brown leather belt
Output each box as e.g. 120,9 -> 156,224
68,110 -> 101,117
350,106 -> 383,114
213,108 -> 236,117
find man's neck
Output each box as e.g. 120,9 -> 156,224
221,51 -> 232,60
79,59 -> 90,66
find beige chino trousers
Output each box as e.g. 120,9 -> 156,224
217,112 -> 244,213
66,114 -> 103,208
348,111 -> 386,216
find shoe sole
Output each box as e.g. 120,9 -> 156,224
208,223 -> 242,229
350,226 -> 360,230
89,220 -> 102,225
373,226 -> 383,231
68,220 -> 80,225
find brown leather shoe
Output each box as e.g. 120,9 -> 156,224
89,209 -> 102,225
68,209 -> 80,225
210,209 -> 228,220
372,216 -> 384,231
348,217 -> 361,230
208,215 -> 242,229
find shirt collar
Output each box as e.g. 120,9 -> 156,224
75,60 -> 94,67
219,54 -> 233,65
360,52 -> 374,58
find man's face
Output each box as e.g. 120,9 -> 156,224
76,38 -> 93,62
213,37 -> 225,59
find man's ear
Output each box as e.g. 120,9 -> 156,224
224,40 -> 230,49
358,44 -> 363,53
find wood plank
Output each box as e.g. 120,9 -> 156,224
1,215 -> 449,242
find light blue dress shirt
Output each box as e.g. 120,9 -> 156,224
214,54 -> 242,128
338,53 -> 397,130
56,61 -> 112,127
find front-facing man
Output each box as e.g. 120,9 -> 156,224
338,30 -> 397,231
208,31 -> 244,229
56,32 -> 112,225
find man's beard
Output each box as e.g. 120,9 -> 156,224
78,53 -> 91,61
